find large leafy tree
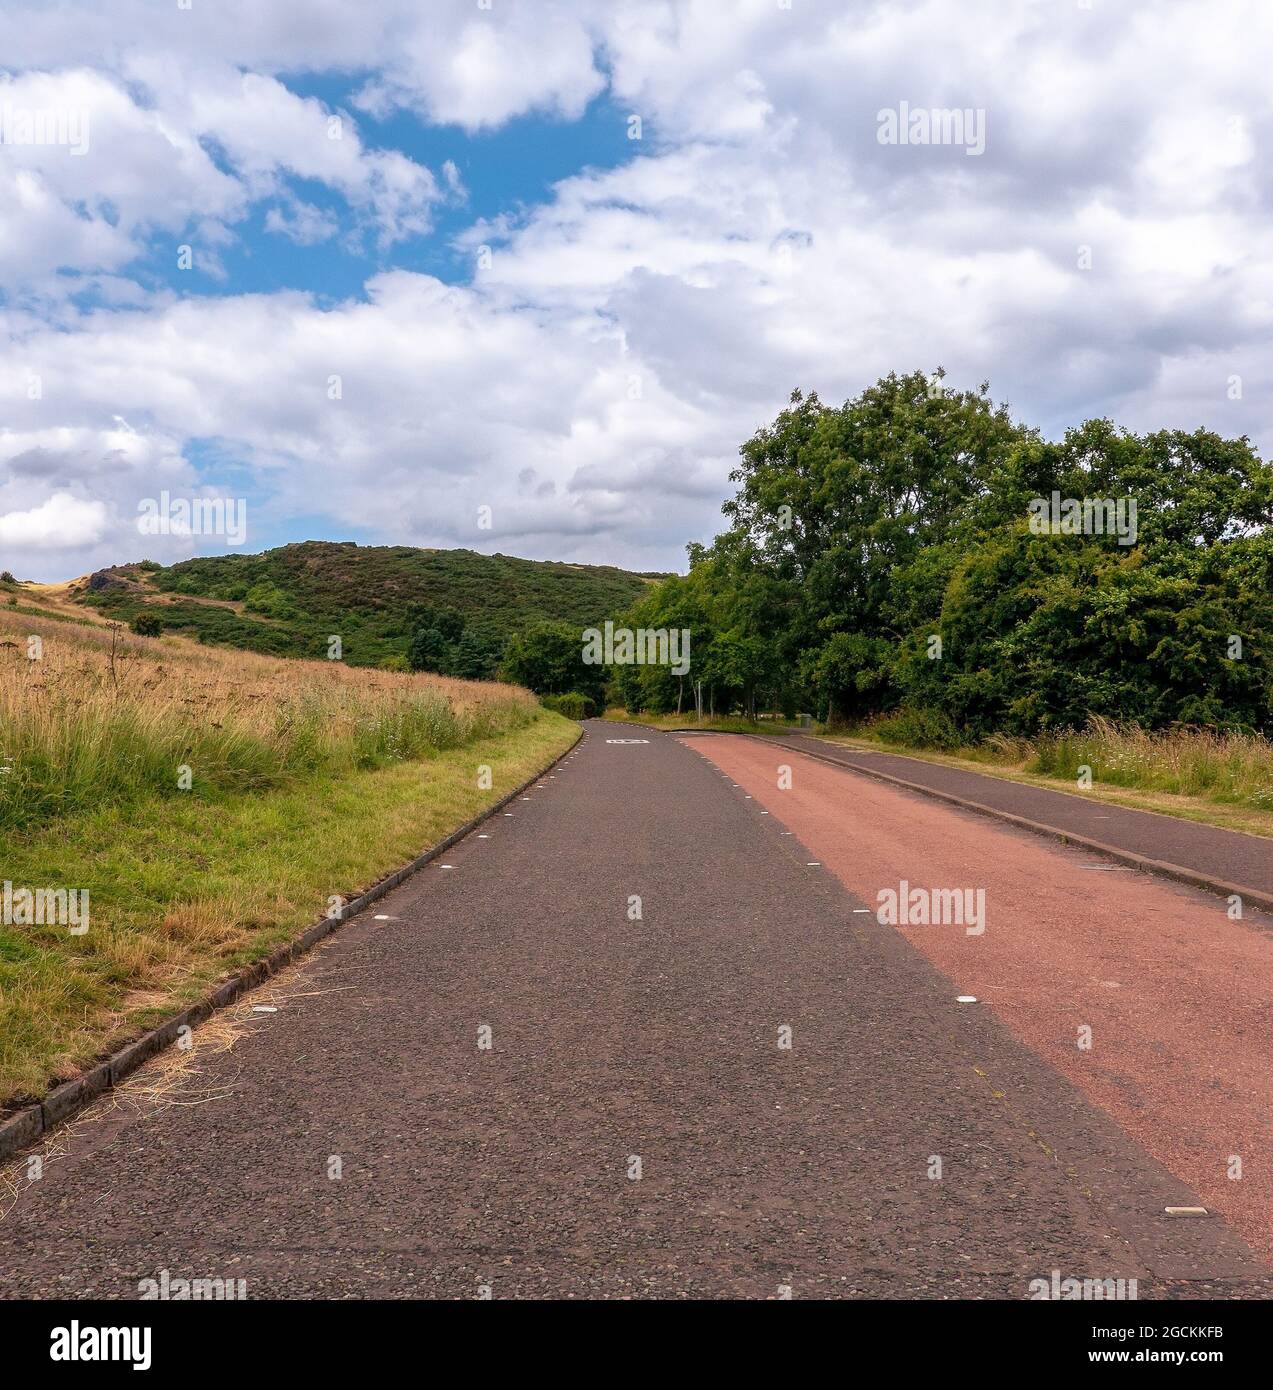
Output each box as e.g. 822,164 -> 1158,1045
722,371 -> 1030,718
654,369 -> 1273,736
502,620 -> 607,705
613,534 -> 801,718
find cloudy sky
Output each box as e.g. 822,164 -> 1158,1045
1,0 -> 1268,580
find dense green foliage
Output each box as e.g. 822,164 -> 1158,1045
78,541 -> 657,670
615,370 -> 1273,736
406,604 -> 504,680
502,621 -> 608,707
541,691 -> 596,720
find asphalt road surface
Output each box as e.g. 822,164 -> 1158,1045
0,722 -> 1267,1299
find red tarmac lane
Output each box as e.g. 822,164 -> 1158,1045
0,722 -> 1267,1299
771,732 -> 1273,899
688,732 -> 1273,1271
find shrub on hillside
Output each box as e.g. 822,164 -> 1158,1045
504,621 -> 607,705
130,612 -> 164,637
408,626 -> 450,673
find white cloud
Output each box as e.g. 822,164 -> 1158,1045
0,64 -> 450,295
0,491 -> 108,548
354,3 -> 604,130
1,0 -> 1271,580
0,69 -> 243,291
264,199 -> 340,246
140,66 -> 448,244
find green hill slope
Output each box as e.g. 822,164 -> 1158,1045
76,542 -> 662,669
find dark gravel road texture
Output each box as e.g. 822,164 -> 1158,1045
775,734 -> 1273,897
0,722 -> 1265,1299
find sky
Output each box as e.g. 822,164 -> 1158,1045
1,0 -> 1270,581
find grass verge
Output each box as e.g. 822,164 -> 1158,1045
817,727 -> 1273,840
0,710 -> 576,1110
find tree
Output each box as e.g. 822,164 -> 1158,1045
502,621 -> 606,704
721,373 -> 1031,720
708,369 -> 1273,735
405,606 -> 479,675
408,626 -> 450,674
407,604 -> 465,643
449,629 -> 503,681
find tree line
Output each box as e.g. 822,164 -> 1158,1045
502,370 -> 1273,742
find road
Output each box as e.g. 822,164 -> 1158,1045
0,722 -> 1267,1299
687,731 -> 1273,1274
771,732 -> 1273,897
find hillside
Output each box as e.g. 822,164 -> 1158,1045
68,541 -> 662,669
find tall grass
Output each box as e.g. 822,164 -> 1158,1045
849,709 -> 1273,811
1013,716 -> 1273,809
0,612 -> 538,832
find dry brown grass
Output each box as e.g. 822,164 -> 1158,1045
3,603 -> 528,727
824,715 -> 1273,838
0,607 -> 538,830
0,605 -> 574,1107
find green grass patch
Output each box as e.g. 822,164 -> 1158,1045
0,711 -> 576,1110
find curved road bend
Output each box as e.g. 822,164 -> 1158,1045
0,722 -> 1266,1298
